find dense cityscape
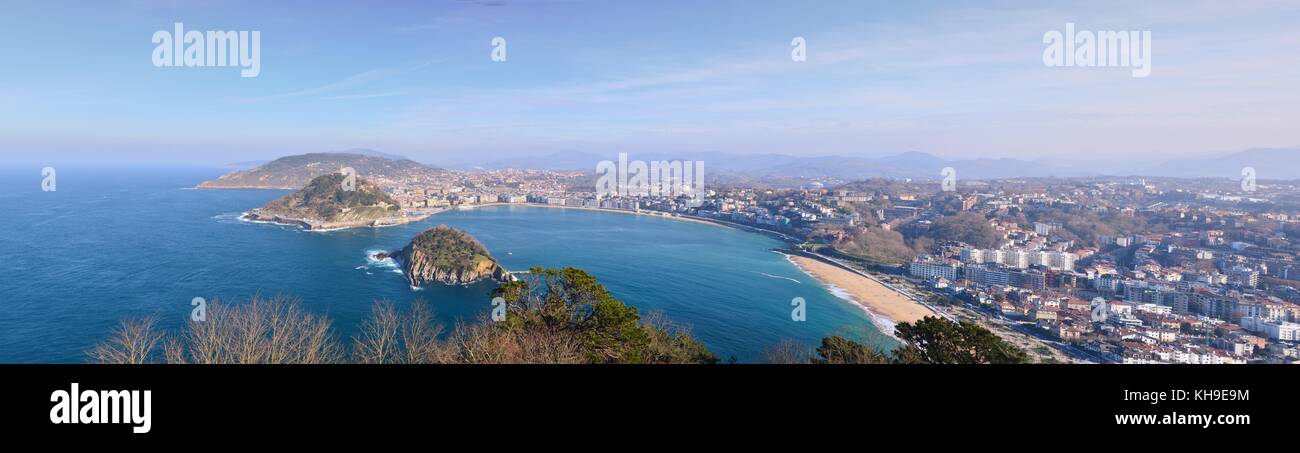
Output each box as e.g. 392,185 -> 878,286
366,165 -> 1300,364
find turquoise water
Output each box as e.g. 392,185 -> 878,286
0,166 -> 893,363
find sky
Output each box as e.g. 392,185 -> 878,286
1,0 -> 1298,166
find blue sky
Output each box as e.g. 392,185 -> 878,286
1,0 -> 1298,166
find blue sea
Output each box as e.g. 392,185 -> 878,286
0,166 -> 894,363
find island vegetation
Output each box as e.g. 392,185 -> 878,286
244,173 -> 407,230
381,225 -> 508,287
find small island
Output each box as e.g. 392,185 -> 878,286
243,172 -> 431,230
376,225 -> 510,287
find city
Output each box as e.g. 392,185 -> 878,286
366,164 -> 1300,364
5,0 -> 1299,439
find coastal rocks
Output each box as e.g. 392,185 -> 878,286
377,225 -> 508,287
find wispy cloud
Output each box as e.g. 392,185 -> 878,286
229,61 -> 433,104
322,91 -> 416,100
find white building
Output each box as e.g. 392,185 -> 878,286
959,247 -> 1075,271
909,257 -> 961,281
1240,317 -> 1300,341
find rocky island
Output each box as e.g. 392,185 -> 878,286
375,225 -> 510,287
243,172 -> 430,230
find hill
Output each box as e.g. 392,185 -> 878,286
199,152 -> 438,189
1148,146 -> 1300,180
244,173 -> 413,230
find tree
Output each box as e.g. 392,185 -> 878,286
93,269 -> 718,365
764,339 -> 814,364
892,316 -> 1029,364
924,212 -> 999,248
163,294 -> 345,364
352,300 -> 445,364
89,316 -> 165,364
793,316 -> 1029,364
839,226 -> 916,264
490,267 -> 718,364
813,336 -> 891,364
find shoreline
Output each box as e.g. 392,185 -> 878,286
444,203 -> 805,246
784,254 -> 937,336
444,203 -> 737,230
241,208 -> 441,231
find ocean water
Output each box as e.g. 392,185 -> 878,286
0,166 -> 894,363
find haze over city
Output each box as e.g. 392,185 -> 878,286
2,0 -> 1299,166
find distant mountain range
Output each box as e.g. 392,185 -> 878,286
473,150 -> 1089,180
200,151 -> 439,189
206,146 -> 1300,187
1139,147 -> 1300,180
471,147 -> 1300,180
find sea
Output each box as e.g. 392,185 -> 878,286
0,166 -> 895,363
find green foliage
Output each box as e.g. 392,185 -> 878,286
801,316 -> 1028,364
813,336 -> 891,364
262,173 -> 399,221
493,267 -> 719,364
406,225 -> 495,273
892,316 -> 1029,364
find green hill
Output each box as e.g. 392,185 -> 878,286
391,226 -> 507,287
246,173 -> 400,228
199,152 -> 439,189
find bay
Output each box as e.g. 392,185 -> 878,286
0,166 -> 894,363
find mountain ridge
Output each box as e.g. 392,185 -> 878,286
199,151 -> 439,189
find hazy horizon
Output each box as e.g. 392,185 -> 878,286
2,0 -> 1299,166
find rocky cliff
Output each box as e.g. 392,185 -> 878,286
379,226 -> 508,287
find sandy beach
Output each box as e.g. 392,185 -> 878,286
787,255 -> 936,329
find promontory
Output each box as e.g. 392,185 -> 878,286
243,172 -> 428,230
